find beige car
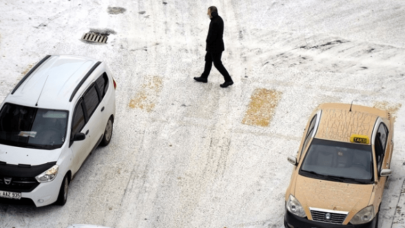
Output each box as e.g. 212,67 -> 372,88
284,103 -> 393,228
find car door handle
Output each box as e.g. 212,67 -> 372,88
101,107 -> 105,112
86,130 -> 89,135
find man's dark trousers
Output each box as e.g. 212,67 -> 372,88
201,51 -> 232,82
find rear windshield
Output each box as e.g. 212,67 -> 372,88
0,103 -> 68,149
299,138 -> 374,184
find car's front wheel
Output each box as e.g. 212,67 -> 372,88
375,204 -> 381,228
100,117 -> 113,147
56,174 -> 69,206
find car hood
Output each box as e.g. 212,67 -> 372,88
0,144 -> 61,166
295,175 -> 373,214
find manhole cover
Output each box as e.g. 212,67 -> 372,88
81,29 -> 116,44
82,32 -> 108,43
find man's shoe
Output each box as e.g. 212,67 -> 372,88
220,81 -> 233,88
194,77 -> 207,83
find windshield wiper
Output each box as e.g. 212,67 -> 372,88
18,143 -> 60,150
303,170 -> 370,184
302,170 -> 344,182
31,144 -> 61,150
333,176 -> 370,184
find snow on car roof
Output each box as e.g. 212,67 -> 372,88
6,55 -> 100,109
315,103 -> 387,143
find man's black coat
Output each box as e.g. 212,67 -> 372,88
206,11 -> 225,53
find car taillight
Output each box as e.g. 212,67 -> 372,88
113,78 -> 117,89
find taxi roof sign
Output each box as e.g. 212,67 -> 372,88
350,134 -> 370,144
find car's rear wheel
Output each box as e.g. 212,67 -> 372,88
56,174 -> 69,206
100,117 -> 113,147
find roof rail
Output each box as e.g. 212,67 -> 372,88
69,61 -> 101,102
11,55 -> 52,95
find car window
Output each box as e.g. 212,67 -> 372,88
377,123 -> 388,151
71,101 -> 85,138
301,129 -> 313,155
307,115 -> 317,136
300,139 -> 373,184
0,103 -> 68,149
375,123 -> 388,175
301,115 -> 317,156
83,85 -> 100,118
95,73 -> 109,99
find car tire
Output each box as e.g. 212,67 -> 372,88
56,174 -> 69,206
375,211 -> 379,228
100,117 -> 113,147
375,204 -> 381,228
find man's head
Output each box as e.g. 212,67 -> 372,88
207,6 -> 218,18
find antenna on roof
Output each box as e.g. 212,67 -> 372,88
36,74 -> 50,106
349,100 -> 355,112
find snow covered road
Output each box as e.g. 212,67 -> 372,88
1,0 -> 405,227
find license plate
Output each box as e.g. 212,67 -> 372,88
0,190 -> 22,200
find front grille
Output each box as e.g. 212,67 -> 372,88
0,177 -> 39,192
310,209 -> 347,224
0,197 -> 35,206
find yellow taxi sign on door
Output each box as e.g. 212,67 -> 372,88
350,134 -> 370,144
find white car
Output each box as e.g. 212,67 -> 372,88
0,55 -> 116,207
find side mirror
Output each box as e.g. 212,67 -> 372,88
287,156 -> 297,166
380,169 -> 392,177
73,133 -> 85,141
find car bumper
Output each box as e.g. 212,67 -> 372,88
0,174 -> 63,207
284,210 -> 376,228
21,175 -> 63,207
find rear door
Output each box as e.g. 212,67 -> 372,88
94,73 -> 110,132
82,84 -> 103,150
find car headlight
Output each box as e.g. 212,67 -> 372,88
350,205 -> 374,224
286,194 -> 306,217
35,165 -> 59,183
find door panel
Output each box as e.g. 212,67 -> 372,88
95,73 -> 111,140
82,84 -> 102,149
70,100 -> 90,174
374,176 -> 386,211
70,125 -> 91,174
372,122 -> 390,211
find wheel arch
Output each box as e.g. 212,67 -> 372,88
66,170 -> 72,183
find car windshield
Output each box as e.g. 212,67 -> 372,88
0,103 -> 68,150
299,138 -> 374,184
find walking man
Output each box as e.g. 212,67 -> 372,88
194,6 -> 234,88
